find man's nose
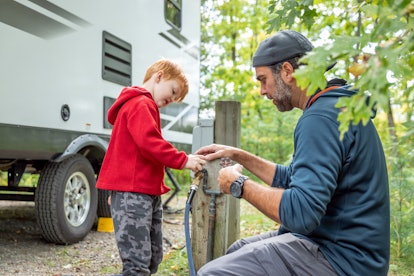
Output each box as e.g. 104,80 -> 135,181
260,85 -> 267,96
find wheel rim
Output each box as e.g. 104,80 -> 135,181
64,172 -> 91,227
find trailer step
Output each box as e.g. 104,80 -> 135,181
0,186 -> 35,201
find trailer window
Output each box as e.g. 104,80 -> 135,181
160,103 -> 197,134
102,31 -> 132,86
165,0 -> 182,30
103,96 -> 116,129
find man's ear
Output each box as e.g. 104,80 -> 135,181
281,62 -> 294,83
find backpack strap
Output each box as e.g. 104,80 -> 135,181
306,86 -> 340,108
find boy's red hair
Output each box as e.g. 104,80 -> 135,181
143,59 -> 189,102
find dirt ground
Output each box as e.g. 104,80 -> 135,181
0,198 -> 187,276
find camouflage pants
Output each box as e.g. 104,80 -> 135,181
110,191 -> 163,276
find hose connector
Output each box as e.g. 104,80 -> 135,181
186,169 -> 205,205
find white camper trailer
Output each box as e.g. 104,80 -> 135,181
0,0 -> 200,244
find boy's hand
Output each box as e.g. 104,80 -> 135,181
185,154 -> 206,172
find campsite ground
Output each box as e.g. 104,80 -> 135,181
0,198 -> 411,275
0,198 -> 186,275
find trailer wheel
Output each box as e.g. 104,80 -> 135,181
35,154 -> 97,245
97,189 -> 111,217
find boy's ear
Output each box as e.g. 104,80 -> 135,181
155,71 -> 163,83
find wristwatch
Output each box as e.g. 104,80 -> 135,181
230,175 -> 249,199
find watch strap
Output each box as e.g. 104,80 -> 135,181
232,175 -> 248,198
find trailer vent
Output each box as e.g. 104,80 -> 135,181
102,31 -> 132,86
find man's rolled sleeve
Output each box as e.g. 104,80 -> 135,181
271,164 -> 291,188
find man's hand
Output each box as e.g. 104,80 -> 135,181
218,164 -> 243,194
194,144 -> 236,161
196,143 -> 277,186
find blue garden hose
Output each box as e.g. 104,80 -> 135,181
185,170 -> 205,276
185,200 -> 196,276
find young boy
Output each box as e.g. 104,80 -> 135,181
96,59 -> 205,275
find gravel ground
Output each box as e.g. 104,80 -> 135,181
0,198 -> 187,276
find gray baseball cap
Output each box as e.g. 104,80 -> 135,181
252,30 -> 313,67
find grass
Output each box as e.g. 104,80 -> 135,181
389,258 -> 414,276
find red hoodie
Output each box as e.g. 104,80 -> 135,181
96,86 -> 188,195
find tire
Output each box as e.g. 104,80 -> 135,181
97,189 -> 111,217
35,154 -> 98,245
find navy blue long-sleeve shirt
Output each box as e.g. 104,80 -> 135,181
272,85 -> 390,275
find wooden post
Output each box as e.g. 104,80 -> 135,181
192,101 -> 241,271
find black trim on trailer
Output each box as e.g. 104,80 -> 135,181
0,123 -> 109,160
54,134 -> 108,163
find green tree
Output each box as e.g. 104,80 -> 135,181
201,0 -> 298,167
267,0 -> 414,138
200,0 -> 414,273
266,0 -> 414,272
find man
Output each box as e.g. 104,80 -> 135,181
195,30 -> 390,275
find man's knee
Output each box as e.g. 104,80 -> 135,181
225,238 -> 247,254
197,260 -> 218,276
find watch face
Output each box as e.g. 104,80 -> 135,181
230,182 -> 242,198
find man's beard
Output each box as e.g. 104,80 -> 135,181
272,73 -> 293,112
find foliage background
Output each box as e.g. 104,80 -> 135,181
194,0 -> 414,274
